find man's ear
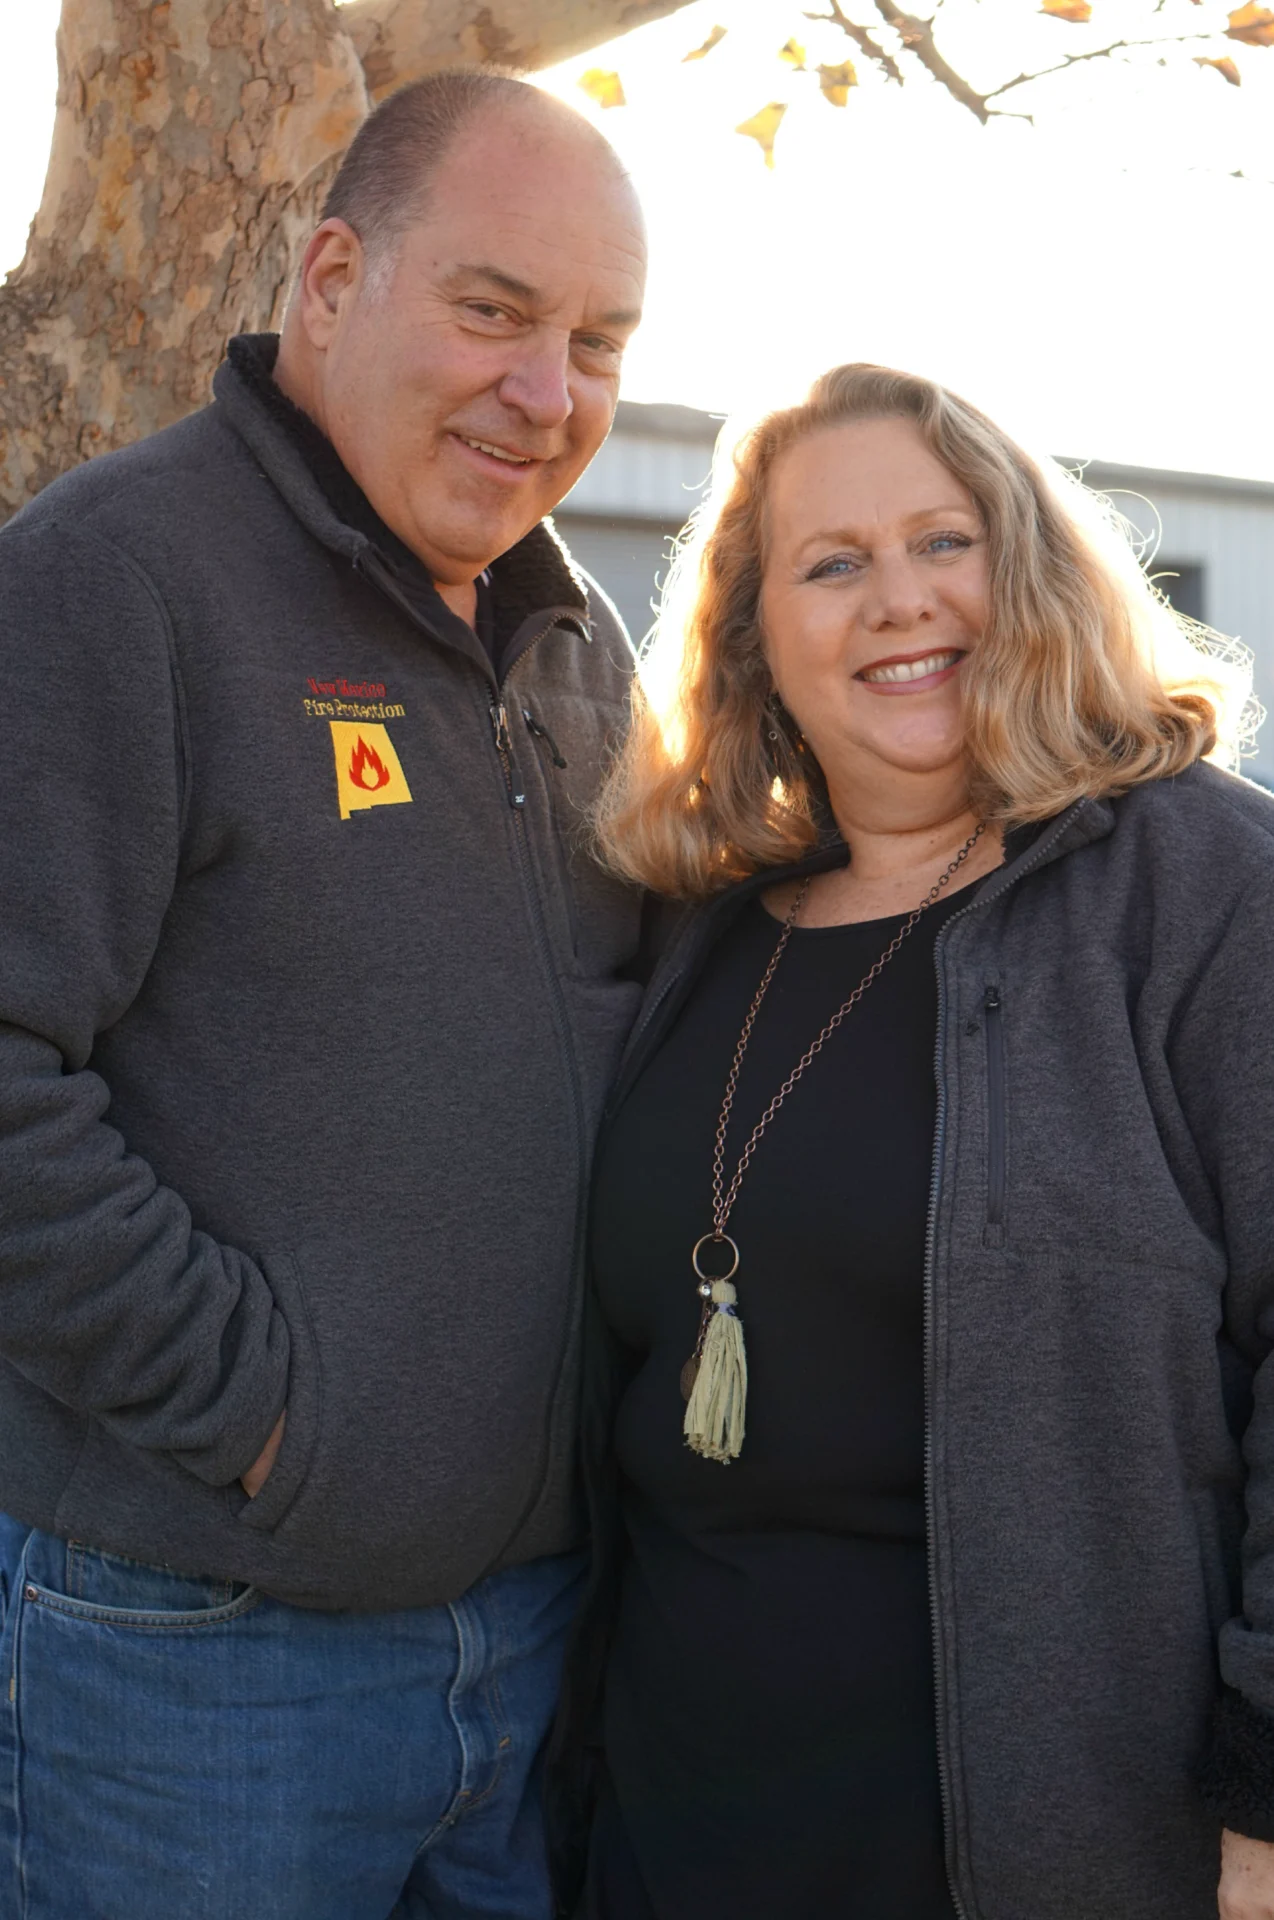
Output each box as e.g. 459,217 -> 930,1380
294,219 -> 364,350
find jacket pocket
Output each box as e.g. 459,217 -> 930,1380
984,982 -> 1007,1244
233,1251 -> 322,1535
522,705 -> 581,959
230,1233 -> 558,1574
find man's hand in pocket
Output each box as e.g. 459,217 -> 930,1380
241,1411 -> 286,1498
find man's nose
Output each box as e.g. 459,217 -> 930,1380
498,333 -> 573,429
860,551 -> 933,631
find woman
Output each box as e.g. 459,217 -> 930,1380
552,365 -> 1274,1920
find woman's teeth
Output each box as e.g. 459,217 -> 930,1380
460,437 -> 531,466
861,650 -> 962,685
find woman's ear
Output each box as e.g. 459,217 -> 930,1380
766,688 -> 806,753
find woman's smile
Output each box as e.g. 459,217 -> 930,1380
857,645 -> 967,691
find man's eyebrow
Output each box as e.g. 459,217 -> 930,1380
589,305 -> 644,331
444,263 -> 642,331
446,263 -> 540,302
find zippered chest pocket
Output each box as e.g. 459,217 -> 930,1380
983,983 -> 1007,1243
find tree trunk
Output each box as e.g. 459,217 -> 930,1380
0,0 -> 692,522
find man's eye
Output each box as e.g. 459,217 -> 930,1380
464,302 -> 515,323
574,334 -> 621,358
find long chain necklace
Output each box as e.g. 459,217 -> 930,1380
681,822 -> 987,1464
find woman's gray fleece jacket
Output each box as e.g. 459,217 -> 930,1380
555,764 -> 1274,1920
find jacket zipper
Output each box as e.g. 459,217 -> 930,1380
353,534 -> 591,1578
921,803 -> 1090,1920
479,659 -> 591,1574
523,708 -> 567,768
983,985 -> 1006,1230
522,709 -> 580,954
489,701 -> 528,808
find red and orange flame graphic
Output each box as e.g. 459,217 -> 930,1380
349,735 -> 391,792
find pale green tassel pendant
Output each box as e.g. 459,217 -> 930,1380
683,1280 -> 748,1464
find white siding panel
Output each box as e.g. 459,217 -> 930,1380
1096,484 -> 1274,773
554,514 -> 683,648
560,434 -> 713,521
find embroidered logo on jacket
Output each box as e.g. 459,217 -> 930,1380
329,722 -> 413,821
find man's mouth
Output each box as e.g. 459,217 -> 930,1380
454,435 -> 536,468
859,648 -> 965,686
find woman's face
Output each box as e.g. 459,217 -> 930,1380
759,415 -> 989,801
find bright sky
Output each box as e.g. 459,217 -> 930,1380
3,0 -> 1272,479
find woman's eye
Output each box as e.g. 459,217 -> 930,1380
926,532 -> 972,555
808,555 -> 858,581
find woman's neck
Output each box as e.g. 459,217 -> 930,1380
767,784 -> 1004,928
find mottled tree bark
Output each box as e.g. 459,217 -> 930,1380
0,0 -> 692,521
344,0 -> 691,99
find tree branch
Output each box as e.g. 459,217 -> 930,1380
868,0 -> 992,120
339,0 -> 697,98
984,30 -> 1220,103
804,1 -> 905,85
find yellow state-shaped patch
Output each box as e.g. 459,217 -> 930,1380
329,721 -> 413,821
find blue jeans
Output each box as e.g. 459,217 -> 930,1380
0,1513 -> 582,1919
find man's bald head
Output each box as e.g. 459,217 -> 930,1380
321,70 -> 631,295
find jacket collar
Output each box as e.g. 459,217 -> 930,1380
212,334 -> 592,672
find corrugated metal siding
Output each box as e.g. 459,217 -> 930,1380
561,432 -> 714,521
1095,484 -> 1274,769
554,514 -> 685,649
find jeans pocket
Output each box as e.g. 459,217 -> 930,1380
19,1530 -> 261,1629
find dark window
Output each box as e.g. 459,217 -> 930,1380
1146,560 -> 1206,623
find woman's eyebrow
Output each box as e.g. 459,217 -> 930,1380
790,504 -> 979,554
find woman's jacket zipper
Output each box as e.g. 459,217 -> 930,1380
983,984 -> 1006,1232
923,806 -> 1087,1920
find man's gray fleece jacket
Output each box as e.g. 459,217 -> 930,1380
555,766 -> 1274,1919
0,348 -> 643,1611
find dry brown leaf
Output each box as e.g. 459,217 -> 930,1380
683,24 -> 727,62
778,37 -> 807,67
735,101 -> 788,168
817,60 -> 859,105
577,68 -> 626,109
1040,0 -> 1093,19
1194,52 -> 1243,81
1226,1 -> 1274,44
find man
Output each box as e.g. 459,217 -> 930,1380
0,71 -> 646,1919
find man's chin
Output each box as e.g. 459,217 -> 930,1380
407,506 -> 547,580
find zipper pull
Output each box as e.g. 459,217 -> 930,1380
489,703 -> 526,809
983,985 -> 1001,1012
522,708 -> 567,769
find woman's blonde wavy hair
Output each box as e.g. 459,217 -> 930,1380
594,363 -> 1254,900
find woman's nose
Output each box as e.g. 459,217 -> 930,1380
859,552 -> 934,631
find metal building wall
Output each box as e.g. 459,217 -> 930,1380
1082,467 -> 1274,773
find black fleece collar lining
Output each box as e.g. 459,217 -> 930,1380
223,335 -> 589,651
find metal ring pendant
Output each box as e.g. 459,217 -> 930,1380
691,1231 -> 740,1282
